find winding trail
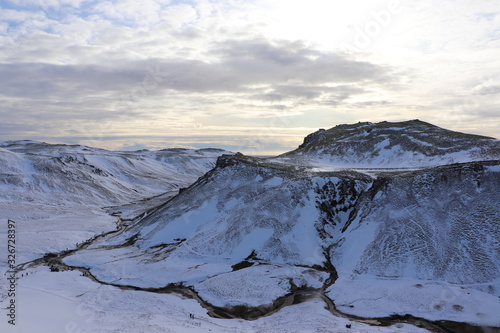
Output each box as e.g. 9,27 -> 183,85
17,214 -> 498,333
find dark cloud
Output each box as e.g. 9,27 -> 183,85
248,84 -> 366,108
0,62 -> 141,100
0,38 -> 391,99
273,85 -> 324,99
170,26 -> 203,40
0,37 -> 394,142
213,38 -> 390,84
476,85 -> 500,95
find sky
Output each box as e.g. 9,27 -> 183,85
0,0 -> 499,154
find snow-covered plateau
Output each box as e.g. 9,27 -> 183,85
1,120 -> 499,332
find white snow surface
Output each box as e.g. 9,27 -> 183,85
0,141 -> 229,263
194,264 -> 329,307
329,275 -> 500,327
1,124 -> 499,332
0,265 -> 430,333
0,141 -> 230,207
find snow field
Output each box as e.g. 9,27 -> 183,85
0,267 -> 431,333
329,275 -> 500,327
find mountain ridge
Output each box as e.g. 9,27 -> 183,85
0,141 -> 231,206
275,120 -> 500,169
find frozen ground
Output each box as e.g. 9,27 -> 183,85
0,201 -> 116,263
0,265 -> 431,333
194,264 -> 329,307
329,275 -> 500,327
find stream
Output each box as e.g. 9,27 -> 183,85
17,214 -> 499,333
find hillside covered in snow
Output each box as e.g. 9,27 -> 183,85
58,121 -> 500,331
0,140 -> 229,207
0,141 -> 229,263
276,119 -> 500,168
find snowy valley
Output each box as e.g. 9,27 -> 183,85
1,120 -> 499,333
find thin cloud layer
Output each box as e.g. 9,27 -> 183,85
0,0 -> 499,153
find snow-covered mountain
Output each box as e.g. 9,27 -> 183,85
0,140 -> 229,206
63,121 -> 500,328
0,141 -> 230,263
276,119 -> 500,168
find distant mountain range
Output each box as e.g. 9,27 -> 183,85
0,140 -> 229,206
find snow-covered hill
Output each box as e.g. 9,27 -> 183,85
2,122 -> 499,332
0,141 -> 230,262
63,122 -> 500,328
0,140 -> 229,206
275,120 -> 500,168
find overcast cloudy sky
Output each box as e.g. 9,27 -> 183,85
1,0 -> 499,154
